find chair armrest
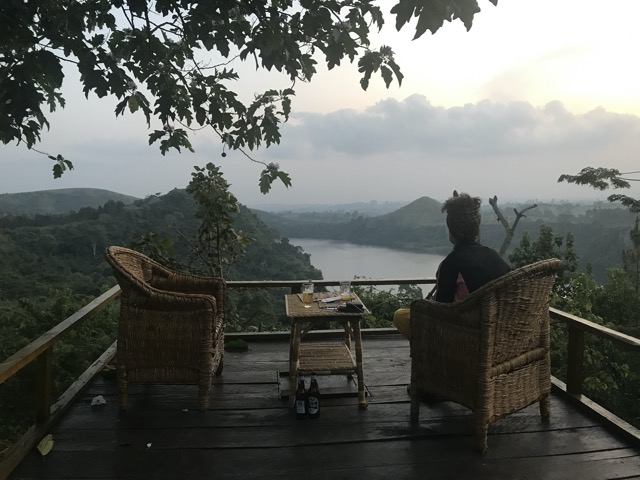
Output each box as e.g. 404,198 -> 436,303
130,284 -> 218,316
152,270 -> 225,295
150,271 -> 226,319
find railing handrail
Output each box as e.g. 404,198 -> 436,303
0,286 -> 121,384
0,278 -> 435,384
227,278 -> 436,288
550,307 -> 640,350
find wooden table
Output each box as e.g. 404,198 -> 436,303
284,292 -> 369,409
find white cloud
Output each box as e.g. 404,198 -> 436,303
3,94 -> 639,207
262,95 -> 640,158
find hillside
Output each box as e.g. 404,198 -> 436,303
0,189 -> 321,301
0,188 -> 139,215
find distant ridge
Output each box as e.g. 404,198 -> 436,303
0,188 -> 139,215
248,200 -> 407,215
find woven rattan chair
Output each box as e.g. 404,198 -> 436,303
106,246 -> 226,411
409,258 -> 563,451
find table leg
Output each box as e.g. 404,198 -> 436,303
352,319 -> 367,408
343,321 -> 352,351
289,320 -> 300,408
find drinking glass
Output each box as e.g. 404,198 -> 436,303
302,282 -> 314,308
339,281 -> 351,301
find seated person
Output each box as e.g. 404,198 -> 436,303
393,191 -> 511,339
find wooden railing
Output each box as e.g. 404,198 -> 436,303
2,277 -> 640,476
0,285 -> 121,478
549,307 -> 640,443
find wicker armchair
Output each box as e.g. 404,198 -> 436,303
105,246 -> 226,411
409,258 -> 563,451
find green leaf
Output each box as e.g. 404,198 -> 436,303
387,59 -> 404,87
127,95 -> 139,113
391,0 -> 491,39
259,170 -> 272,194
413,5 -> 447,40
148,130 -> 166,145
115,98 -> 128,117
453,0 -> 482,31
380,65 -> 393,88
390,0 -> 417,31
277,171 -> 292,188
51,154 -> 74,178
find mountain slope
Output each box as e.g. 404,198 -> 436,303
0,188 -> 139,215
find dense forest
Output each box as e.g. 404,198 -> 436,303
0,188 -> 321,301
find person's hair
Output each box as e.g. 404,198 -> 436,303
441,190 -> 482,244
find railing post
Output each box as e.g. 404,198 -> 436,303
35,347 -> 53,423
566,324 -> 584,396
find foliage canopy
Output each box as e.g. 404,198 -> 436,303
558,167 -> 640,213
1,0 -> 496,190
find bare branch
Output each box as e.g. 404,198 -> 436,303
489,196 -> 509,229
489,196 -> 537,257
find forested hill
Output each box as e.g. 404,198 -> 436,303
252,196 -> 448,252
371,196 -> 444,227
0,188 -> 139,215
0,189 -> 320,301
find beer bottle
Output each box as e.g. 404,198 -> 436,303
307,375 -> 320,419
295,378 -> 307,419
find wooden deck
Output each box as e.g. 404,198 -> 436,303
10,334 -> 640,480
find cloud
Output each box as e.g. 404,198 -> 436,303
3,95 -> 640,206
266,95 -> 640,159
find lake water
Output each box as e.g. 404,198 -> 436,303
290,238 -> 445,293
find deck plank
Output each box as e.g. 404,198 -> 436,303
12,441 -> 640,480
9,336 -> 640,480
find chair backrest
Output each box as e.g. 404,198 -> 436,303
473,258 -> 563,365
105,245 -> 165,292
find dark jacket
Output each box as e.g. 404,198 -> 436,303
435,242 -> 511,303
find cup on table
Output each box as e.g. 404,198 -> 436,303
339,281 -> 351,301
302,282 -> 314,307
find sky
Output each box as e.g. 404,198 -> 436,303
2,0 -> 640,208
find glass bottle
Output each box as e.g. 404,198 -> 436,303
307,375 -> 320,419
295,378 -> 307,419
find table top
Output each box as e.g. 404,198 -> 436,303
285,291 -> 370,318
